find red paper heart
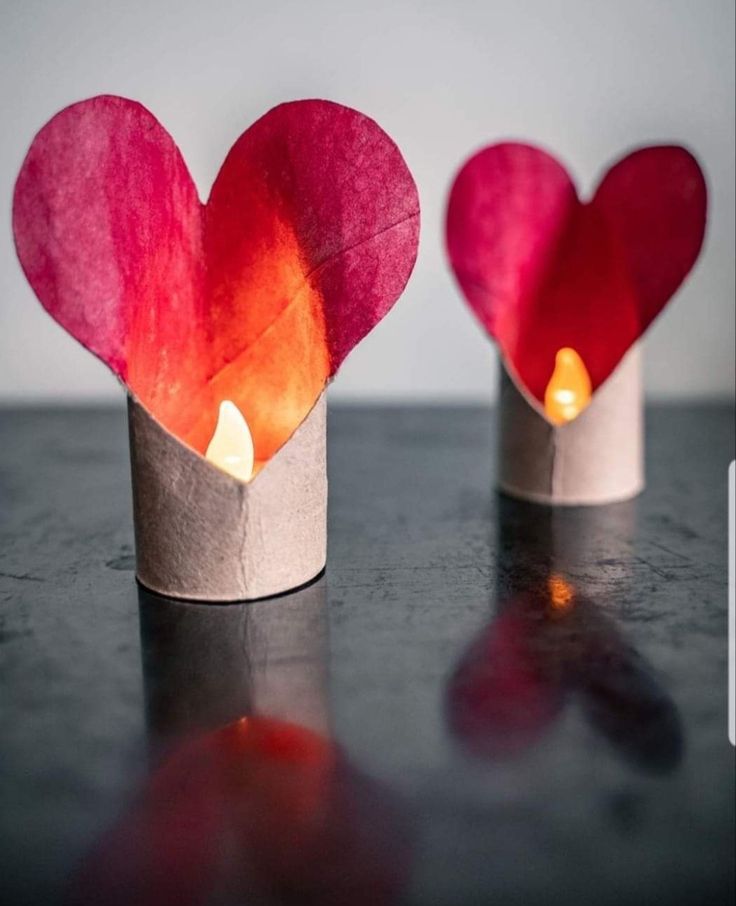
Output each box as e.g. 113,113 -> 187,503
446,143 -> 706,404
13,96 -> 419,461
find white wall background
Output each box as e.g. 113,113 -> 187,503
1,0 -> 733,403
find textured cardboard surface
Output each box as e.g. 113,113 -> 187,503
128,394 -> 327,601
498,346 -> 643,505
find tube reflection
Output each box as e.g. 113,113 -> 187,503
138,579 -> 330,743
69,579 -> 411,906
447,497 -> 684,774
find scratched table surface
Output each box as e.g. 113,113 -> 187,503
0,403 -> 733,906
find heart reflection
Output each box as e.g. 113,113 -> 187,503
68,579 -> 411,906
447,497 -> 684,774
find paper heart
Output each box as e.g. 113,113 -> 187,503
446,142 -> 706,405
13,96 -> 420,461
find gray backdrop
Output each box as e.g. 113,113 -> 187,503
1,0 -> 733,402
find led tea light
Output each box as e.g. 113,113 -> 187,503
543,347 -> 591,426
446,141 -> 707,505
205,400 -> 255,482
14,95 -> 419,600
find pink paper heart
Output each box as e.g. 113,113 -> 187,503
446,142 -> 706,403
14,96 -> 420,460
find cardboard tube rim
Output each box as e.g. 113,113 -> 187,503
126,388 -> 328,487
134,565 -> 328,606
498,480 -> 644,508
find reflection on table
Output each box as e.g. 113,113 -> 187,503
447,497 -> 683,773
68,578 -> 412,906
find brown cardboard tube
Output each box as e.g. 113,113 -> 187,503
128,394 -> 327,602
498,345 -> 644,505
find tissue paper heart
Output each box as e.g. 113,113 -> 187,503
446,142 -> 706,405
13,96 -> 420,461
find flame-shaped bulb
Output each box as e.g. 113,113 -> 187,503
544,347 -> 592,425
205,400 -> 255,482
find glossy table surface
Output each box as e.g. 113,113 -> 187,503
0,403 -> 734,906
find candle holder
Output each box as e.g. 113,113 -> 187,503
446,141 -> 707,505
498,345 -> 642,505
129,394 -> 327,601
13,95 -> 419,600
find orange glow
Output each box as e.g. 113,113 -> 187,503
128,207 -> 330,471
544,347 -> 592,425
186,281 -> 329,473
547,574 -> 575,616
205,400 -> 255,482
177,208 -> 330,470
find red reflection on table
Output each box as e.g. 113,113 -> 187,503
447,579 -> 683,773
447,593 -> 565,758
69,717 -> 410,906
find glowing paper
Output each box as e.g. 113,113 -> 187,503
13,96 -> 420,463
446,143 -> 707,406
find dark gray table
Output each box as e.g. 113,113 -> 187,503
1,403 -> 734,906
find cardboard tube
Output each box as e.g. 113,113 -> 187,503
498,345 -> 643,505
128,394 -> 327,602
